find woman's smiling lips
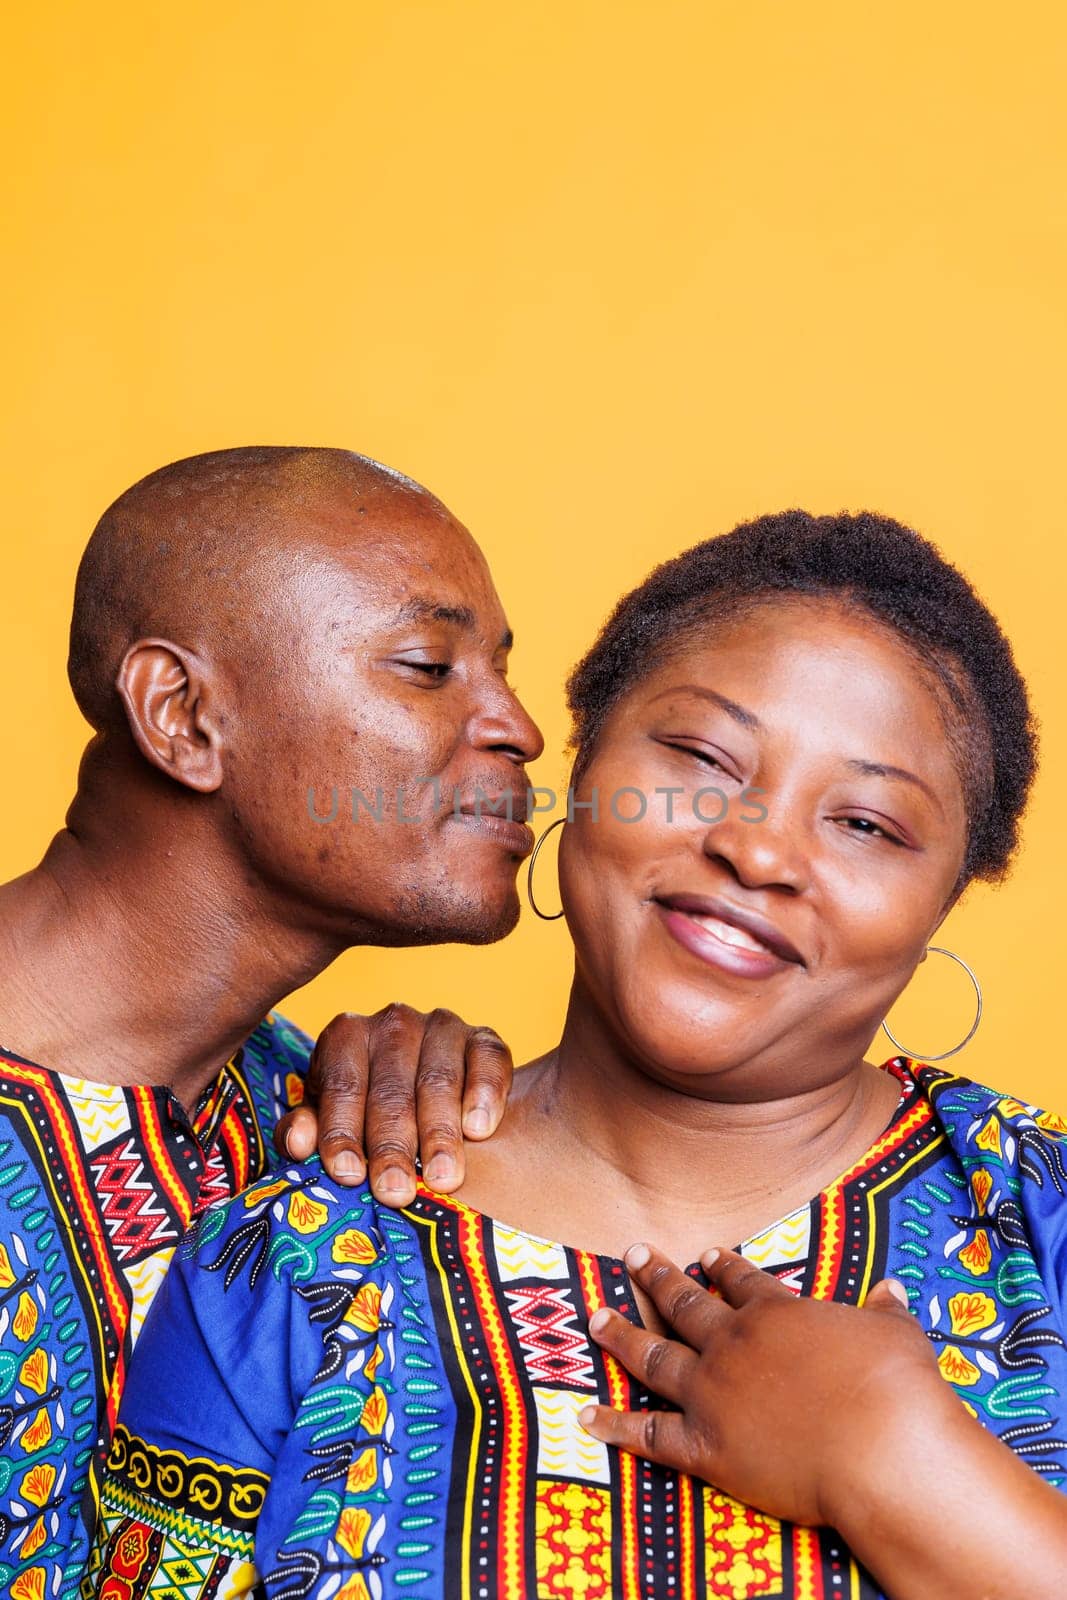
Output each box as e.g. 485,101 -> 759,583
654,892 -> 806,978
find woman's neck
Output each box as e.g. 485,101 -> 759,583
455,982 -> 903,1268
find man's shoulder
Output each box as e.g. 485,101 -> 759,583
231,1011 -> 314,1138
242,1010 -> 315,1078
179,1158 -> 403,1291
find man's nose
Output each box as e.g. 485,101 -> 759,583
472,680 -> 545,765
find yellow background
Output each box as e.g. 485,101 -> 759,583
3,3 -> 1065,1104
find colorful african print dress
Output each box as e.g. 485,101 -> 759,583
0,1011 -> 311,1600
89,1059 -> 1067,1600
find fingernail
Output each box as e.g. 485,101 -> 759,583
425,1155 -> 455,1186
378,1168 -> 409,1196
589,1308 -> 612,1335
702,1248 -> 720,1269
578,1405 -> 597,1428
332,1151 -> 364,1182
283,1129 -> 296,1157
625,1243 -> 651,1270
464,1107 -> 491,1137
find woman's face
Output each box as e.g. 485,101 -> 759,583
558,596 -> 972,1101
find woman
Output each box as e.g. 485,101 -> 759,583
87,510 -> 1067,1600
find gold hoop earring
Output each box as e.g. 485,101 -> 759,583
526,818 -> 566,921
880,946 -> 983,1061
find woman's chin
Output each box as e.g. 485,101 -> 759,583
614,1018 -> 771,1096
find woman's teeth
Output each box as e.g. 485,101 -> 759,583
685,912 -> 768,954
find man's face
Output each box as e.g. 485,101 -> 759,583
218,489 -> 544,945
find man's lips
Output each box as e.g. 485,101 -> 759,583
451,787 -> 534,825
654,892 -> 806,975
454,789 -> 532,822
451,792 -> 535,856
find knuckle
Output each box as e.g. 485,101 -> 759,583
469,1026 -> 510,1055
722,1258 -> 759,1291
696,1416 -> 721,1465
366,1082 -> 418,1119
465,1054 -> 511,1094
366,1068 -> 416,1110
312,1057 -> 366,1092
280,1105 -> 313,1132
375,1001 -> 419,1030
722,1313 -> 752,1350
368,1006 -> 423,1057
417,1120 -> 462,1150
317,1128 -> 363,1152
640,1410 -> 660,1455
426,1007 -> 460,1028
366,1136 -> 417,1164
412,1120 -> 463,1158
666,1283 -> 705,1323
416,1061 -> 464,1093
315,1012 -> 370,1050
332,1010 -> 371,1032
642,1338 -> 669,1383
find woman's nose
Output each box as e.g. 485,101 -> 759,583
700,804 -> 810,893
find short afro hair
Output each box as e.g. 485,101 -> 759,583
566,510 -> 1037,888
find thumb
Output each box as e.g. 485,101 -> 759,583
864,1277 -> 911,1315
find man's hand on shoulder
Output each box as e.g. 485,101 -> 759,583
274,1004 -> 513,1203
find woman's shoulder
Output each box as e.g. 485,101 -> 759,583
904,1058 -> 1067,1215
910,1060 -> 1067,1156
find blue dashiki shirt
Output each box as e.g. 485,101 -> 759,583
0,1011 -> 312,1600
89,1058 -> 1067,1600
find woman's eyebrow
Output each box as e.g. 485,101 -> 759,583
846,758 -> 941,807
648,684 -> 760,729
650,690 -> 941,803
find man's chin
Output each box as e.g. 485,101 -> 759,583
361,889 -> 523,949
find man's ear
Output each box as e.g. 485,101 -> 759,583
115,639 -> 225,793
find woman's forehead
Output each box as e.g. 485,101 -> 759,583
630,599 -> 965,759
662,594 -> 936,683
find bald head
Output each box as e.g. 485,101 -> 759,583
68,446 -> 450,731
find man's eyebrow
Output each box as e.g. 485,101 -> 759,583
846,759 -> 941,807
393,599 -> 477,628
650,684 -> 761,729
391,598 -> 513,650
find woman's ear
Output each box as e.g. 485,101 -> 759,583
930,874 -> 970,942
115,638 -> 225,793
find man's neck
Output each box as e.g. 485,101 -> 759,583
0,800 -> 344,1110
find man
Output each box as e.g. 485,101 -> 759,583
0,446 -> 542,1597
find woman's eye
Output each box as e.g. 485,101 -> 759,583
667,742 -> 730,775
837,816 -> 903,845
